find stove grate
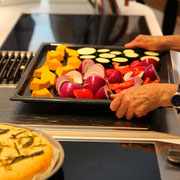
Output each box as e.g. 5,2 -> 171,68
0,51 -> 35,84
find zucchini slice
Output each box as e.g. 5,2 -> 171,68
97,49 -> 110,53
99,53 -> 116,59
110,51 -> 122,55
77,47 -> 96,55
123,49 -> 135,54
140,56 -> 160,61
125,53 -> 139,58
80,55 -> 96,59
96,58 -> 110,63
144,51 -> 159,56
112,57 -> 128,63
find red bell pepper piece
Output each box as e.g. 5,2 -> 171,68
108,80 -> 133,91
151,79 -> 160,83
143,77 -> 150,85
115,88 -> 123,94
133,69 -> 143,76
106,69 -> 116,77
129,60 -> 143,68
73,88 -> 93,99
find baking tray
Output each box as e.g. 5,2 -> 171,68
10,43 -> 171,105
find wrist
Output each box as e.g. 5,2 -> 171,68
160,84 -> 178,107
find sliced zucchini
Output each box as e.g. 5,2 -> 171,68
123,49 -> 135,54
80,55 -> 96,59
99,53 -> 116,59
144,51 -> 159,56
96,58 -> 110,63
125,53 -> 139,58
97,49 -> 110,53
110,51 -> 122,55
112,57 -> 128,63
77,47 -> 96,55
140,56 -> 160,61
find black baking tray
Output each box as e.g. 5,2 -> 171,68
10,43 -> 171,105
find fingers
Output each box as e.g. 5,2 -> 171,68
115,94 -> 129,118
110,93 -> 124,111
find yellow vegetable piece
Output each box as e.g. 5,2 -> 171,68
46,50 -> 64,61
67,56 -> 81,69
32,88 -> 53,98
41,69 -> 56,85
56,44 -> 67,57
62,65 -> 76,75
66,48 -> 79,57
30,78 -> 51,91
55,66 -> 63,77
45,58 -> 62,71
33,65 -> 49,78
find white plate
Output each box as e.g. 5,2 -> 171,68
0,123 -> 64,180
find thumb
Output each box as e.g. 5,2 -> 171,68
110,93 -> 117,99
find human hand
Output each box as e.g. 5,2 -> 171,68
110,83 -> 177,120
125,34 -> 166,51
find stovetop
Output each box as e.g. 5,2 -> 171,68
1,13 -> 150,52
49,142 -> 161,180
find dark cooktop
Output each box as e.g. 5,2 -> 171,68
1,13 -> 150,52
50,142 -> 160,180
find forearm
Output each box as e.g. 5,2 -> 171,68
161,35 -> 180,52
159,83 -> 178,107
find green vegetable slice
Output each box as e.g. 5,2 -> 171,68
97,49 -> 110,53
140,56 -> 160,61
95,58 -> 110,63
80,55 -> 96,59
123,49 -> 135,54
77,47 -> 96,55
125,53 -> 139,58
112,57 -> 128,63
144,51 -> 159,56
110,51 -> 122,55
99,53 -> 116,59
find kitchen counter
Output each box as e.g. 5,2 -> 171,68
0,1 -> 180,140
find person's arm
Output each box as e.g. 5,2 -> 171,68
125,34 -> 180,52
110,83 -> 178,120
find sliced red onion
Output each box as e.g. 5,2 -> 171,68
65,70 -> 83,84
131,76 -> 143,86
55,75 -> 73,95
83,63 -> 105,80
94,85 -> 113,99
78,59 -> 94,74
60,82 -> 83,98
141,58 -> 160,70
84,75 -> 106,95
137,71 -> 144,78
143,64 -> 160,81
123,71 -> 133,81
107,70 -> 123,84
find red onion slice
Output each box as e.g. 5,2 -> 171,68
84,63 -> 105,80
94,85 -> 113,99
55,75 -> 73,95
65,70 -> 83,84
